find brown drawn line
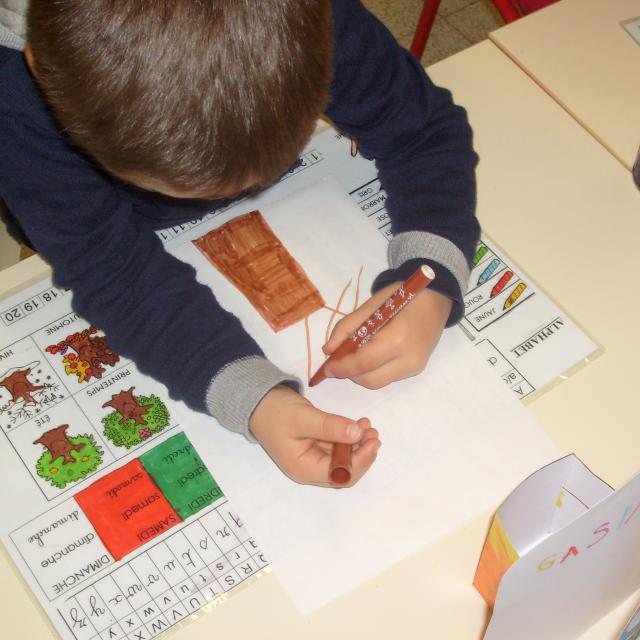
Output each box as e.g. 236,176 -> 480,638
324,278 -> 352,345
310,266 -> 362,379
353,265 -> 363,311
323,305 -> 347,317
305,315 -> 313,382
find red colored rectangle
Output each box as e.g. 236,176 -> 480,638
75,459 -> 181,560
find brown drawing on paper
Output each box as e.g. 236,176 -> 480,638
193,210 -> 364,380
193,211 -> 325,332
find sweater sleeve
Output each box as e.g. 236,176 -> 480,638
0,105 -> 299,438
326,0 -> 480,325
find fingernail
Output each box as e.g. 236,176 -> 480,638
346,422 -> 362,438
324,367 -> 334,378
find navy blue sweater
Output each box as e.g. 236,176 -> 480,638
0,0 -> 479,436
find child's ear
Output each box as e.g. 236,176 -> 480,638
24,43 -> 37,77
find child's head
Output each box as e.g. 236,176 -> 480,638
26,0 -> 333,199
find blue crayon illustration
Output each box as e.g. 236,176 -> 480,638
477,258 -> 500,285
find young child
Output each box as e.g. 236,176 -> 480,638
0,0 -> 479,487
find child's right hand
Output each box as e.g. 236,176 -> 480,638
249,386 -> 381,487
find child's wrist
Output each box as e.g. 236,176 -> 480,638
249,385 -> 301,440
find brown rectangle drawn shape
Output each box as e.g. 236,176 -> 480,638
193,211 -> 325,332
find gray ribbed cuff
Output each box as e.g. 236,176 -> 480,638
0,22 -> 25,50
205,356 -> 301,442
388,231 -> 470,296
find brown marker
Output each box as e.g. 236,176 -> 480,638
309,264 -> 435,387
314,265 -> 435,485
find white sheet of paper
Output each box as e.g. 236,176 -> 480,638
173,180 -> 561,614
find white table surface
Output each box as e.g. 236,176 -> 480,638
490,0 -> 640,171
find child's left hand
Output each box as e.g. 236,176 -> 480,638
321,284 -> 453,389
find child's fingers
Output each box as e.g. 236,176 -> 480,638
299,435 -> 381,487
323,336 -> 398,380
348,437 -> 382,484
351,357 -> 423,390
323,311 -> 370,354
305,410 -> 369,445
324,284 -> 400,354
358,426 -> 378,444
316,424 -> 378,451
324,325 -> 431,387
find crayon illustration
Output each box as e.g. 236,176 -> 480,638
491,271 -> 514,298
472,244 -> 488,267
0,361 -> 63,427
46,327 -> 119,384
102,387 -> 170,449
503,282 -> 527,310
477,258 -> 500,285
34,424 -> 103,489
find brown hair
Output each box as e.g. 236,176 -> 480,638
27,1 -> 333,195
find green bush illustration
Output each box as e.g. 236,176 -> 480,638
102,395 -> 169,449
36,434 -> 103,489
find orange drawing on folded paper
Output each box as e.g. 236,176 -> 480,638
193,210 -> 363,380
473,512 -> 520,608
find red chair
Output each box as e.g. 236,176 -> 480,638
410,0 -> 442,61
492,0 -> 559,23
410,0 -> 559,60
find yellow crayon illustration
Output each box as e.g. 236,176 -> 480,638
503,282 -> 527,310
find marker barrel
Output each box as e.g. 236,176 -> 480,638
329,443 -> 352,485
309,264 -> 435,387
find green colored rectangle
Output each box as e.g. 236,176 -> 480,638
140,431 -> 223,519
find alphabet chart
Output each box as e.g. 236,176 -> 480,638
0,278 -> 267,640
